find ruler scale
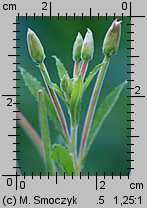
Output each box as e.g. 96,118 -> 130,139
0,0 -> 146,207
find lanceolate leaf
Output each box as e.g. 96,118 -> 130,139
69,75 -> 83,127
52,56 -> 70,81
84,63 -> 103,90
85,80 -> 127,157
51,144 -> 75,176
20,67 -> 64,138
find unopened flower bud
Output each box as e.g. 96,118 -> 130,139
60,75 -> 69,92
73,33 -> 83,62
81,28 -> 94,61
103,19 -> 121,58
61,76 -> 72,102
27,28 -> 45,64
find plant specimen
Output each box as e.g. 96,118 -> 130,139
18,19 -> 127,175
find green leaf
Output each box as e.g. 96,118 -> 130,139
51,144 -> 75,176
69,75 -> 83,127
52,55 -> 70,81
85,80 -> 127,157
20,67 -> 64,139
84,63 -> 103,90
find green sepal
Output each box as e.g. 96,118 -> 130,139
27,28 -> 45,64
103,20 -> 121,58
73,32 -> 83,62
81,28 -> 94,61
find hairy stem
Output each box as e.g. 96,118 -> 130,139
79,56 -> 110,166
70,123 -> 79,175
39,62 -> 70,143
73,62 -> 79,79
80,60 -> 88,80
16,110 -> 43,158
38,89 -> 54,175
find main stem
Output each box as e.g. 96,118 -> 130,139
39,62 -> 70,143
70,119 -> 79,175
73,62 -> 79,79
80,60 -> 89,80
79,56 -> 110,166
38,90 -> 54,175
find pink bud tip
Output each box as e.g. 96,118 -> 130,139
113,19 -> 122,29
38,89 -> 43,94
28,28 -> 33,34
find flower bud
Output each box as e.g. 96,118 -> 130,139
81,28 -> 94,61
73,33 -> 83,62
103,19 -> 121,58
27,28 -> 45,64
60,75 -> 74,102
60,75 -> 69,92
